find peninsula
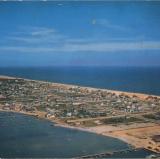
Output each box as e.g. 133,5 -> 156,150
0,76 -> 160,154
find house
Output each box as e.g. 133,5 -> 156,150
67,112 -> 72,117
0,95 -> 6,101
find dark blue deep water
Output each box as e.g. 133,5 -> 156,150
0,112 -> 155,158
0,66 -> 160,95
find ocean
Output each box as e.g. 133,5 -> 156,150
0,112 -> 154,158
0,66 -> 160,95
0,66 -> 159,157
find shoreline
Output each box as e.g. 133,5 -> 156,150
0,108 -> 158,154
0,108 -> 98,134
0,75 -> 160,154
1,75 -> 159,100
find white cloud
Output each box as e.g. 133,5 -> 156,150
22,26 -> 56,36
63,41 -> 160,52
1,41 -> 160,53
30,27 -> 55,36
1,26 -> 160,53
93,19 -> 129,32
6,26 -> 66,44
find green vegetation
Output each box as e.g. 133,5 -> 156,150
101,117 -> 143,124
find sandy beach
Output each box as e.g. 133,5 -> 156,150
0,75 -> 160,154
1,108 -> 160,154
1,75 -> 159,100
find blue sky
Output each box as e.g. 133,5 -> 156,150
0,1 -> 160,67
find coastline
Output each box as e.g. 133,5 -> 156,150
0,108 -> 159,154
1,75 -> 159,99
0,75 -> 160,154
0,108 -> 95,134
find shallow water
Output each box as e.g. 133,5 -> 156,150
0,112 -> 155,158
